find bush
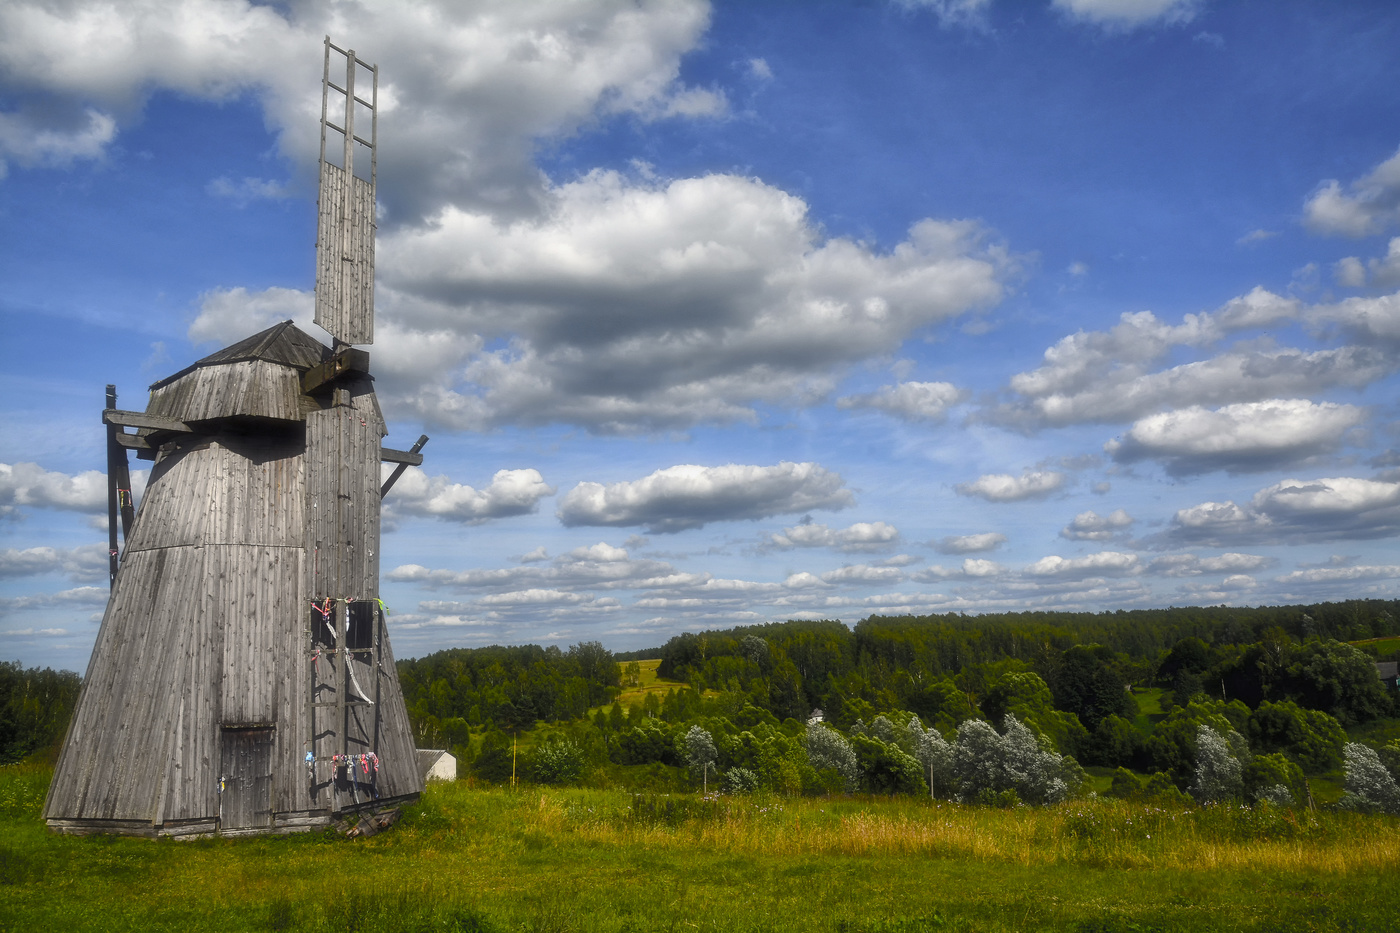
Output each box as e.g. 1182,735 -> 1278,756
1338,742 -> 1400,814
614,719 -> 677,765
905,717 -> 954,797
472,730 -> 515,782
1100,768 -> 1190,804
722,767 -> 758,794
1105,767 -> 1143,800
529,739 -> 584,785
805,723 -> 859,793
1243,752 -> 1304,806
952,716 -> 1078,805
1147,698 -> 1249,784
851,734 -> 927,795
1084,714 -> 1140,768
1246,700 -> 1346,772
1190,725 -> 1246,805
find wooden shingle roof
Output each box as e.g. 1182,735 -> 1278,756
150,321 -> 329,390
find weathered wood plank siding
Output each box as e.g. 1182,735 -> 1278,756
126,436 -> 304,552
148,360 -> 305,423
314,161 -> 375,346
369,626 -> 426,800
49,338 -> 421,835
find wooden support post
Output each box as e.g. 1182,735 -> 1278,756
113,443 -> 135,548
380,435 -> 428,497
102,393 -> 139,583
105,385 -> 119,590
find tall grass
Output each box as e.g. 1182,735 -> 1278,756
3,762 -> 1397,932
524,787 -> 1397,872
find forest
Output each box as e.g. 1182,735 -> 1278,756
396,599 -> 1400,809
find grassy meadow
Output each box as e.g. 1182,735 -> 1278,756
3,760 -> 1396,933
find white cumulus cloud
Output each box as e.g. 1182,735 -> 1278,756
934,532 -> 1006,554
187,286 -> 315,346
1025,551 -> 1141,579
955,471 -> 1065,502
1303,146 -> 1400,238
377,172 -> 1011,433
1160,476 -> 1400,546
0,544 -> 108,581
820,563 -> 907,585
1,462 -> 113,516
1106,399 -> 1366,475
1060,509 -> 1134,541
1147,552 -> 1273,576
384,467 -> 554,524
558,462 -> 853,534
836,381 -> 964,421
0,0 -> 720,222
767,520 -> 899,552
984,288 -> 1394,431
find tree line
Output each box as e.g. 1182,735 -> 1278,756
0,661 -> 82,764
402,600 -> 1400,807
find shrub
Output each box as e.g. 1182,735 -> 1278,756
472,730 -> 515,782
614,719 -> 677,765
1338,742 -> 1400,814
1246,700 -> 1346,772
1243,752 -> 1304,806
530,739 -> 584,785
952,715 -> 1078,805
1190,724 -> 1246,805
851,734 -> 927,795
1147,698 -> 1249,784
805,723 -> 859,793
1084,714 -> 1140,768
905,717 -> 955,797
722,767 -> 758,794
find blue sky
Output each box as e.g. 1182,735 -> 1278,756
4,0 -> 1400,671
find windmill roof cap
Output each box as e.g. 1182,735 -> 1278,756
150,321 -> 331,390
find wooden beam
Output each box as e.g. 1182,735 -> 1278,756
113,433 -> 153,451
103,410 -> 193,434
379,446 -> 423,466
300,348 -> 370,395
380,435 -> 428,498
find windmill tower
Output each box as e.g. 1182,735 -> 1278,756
45,39 -> 428,837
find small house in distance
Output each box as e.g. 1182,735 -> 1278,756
417,749 -> 458,783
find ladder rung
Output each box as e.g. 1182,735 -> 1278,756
327,80 -> 346,95
354,95 -> 374,108
353,134 -> 373,148
326,120 -> 346,136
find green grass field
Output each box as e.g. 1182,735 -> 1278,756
3,760 -> 1396,933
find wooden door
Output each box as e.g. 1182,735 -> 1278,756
220,728 -> 273,831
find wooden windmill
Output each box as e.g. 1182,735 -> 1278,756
45,39 -> 429,837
